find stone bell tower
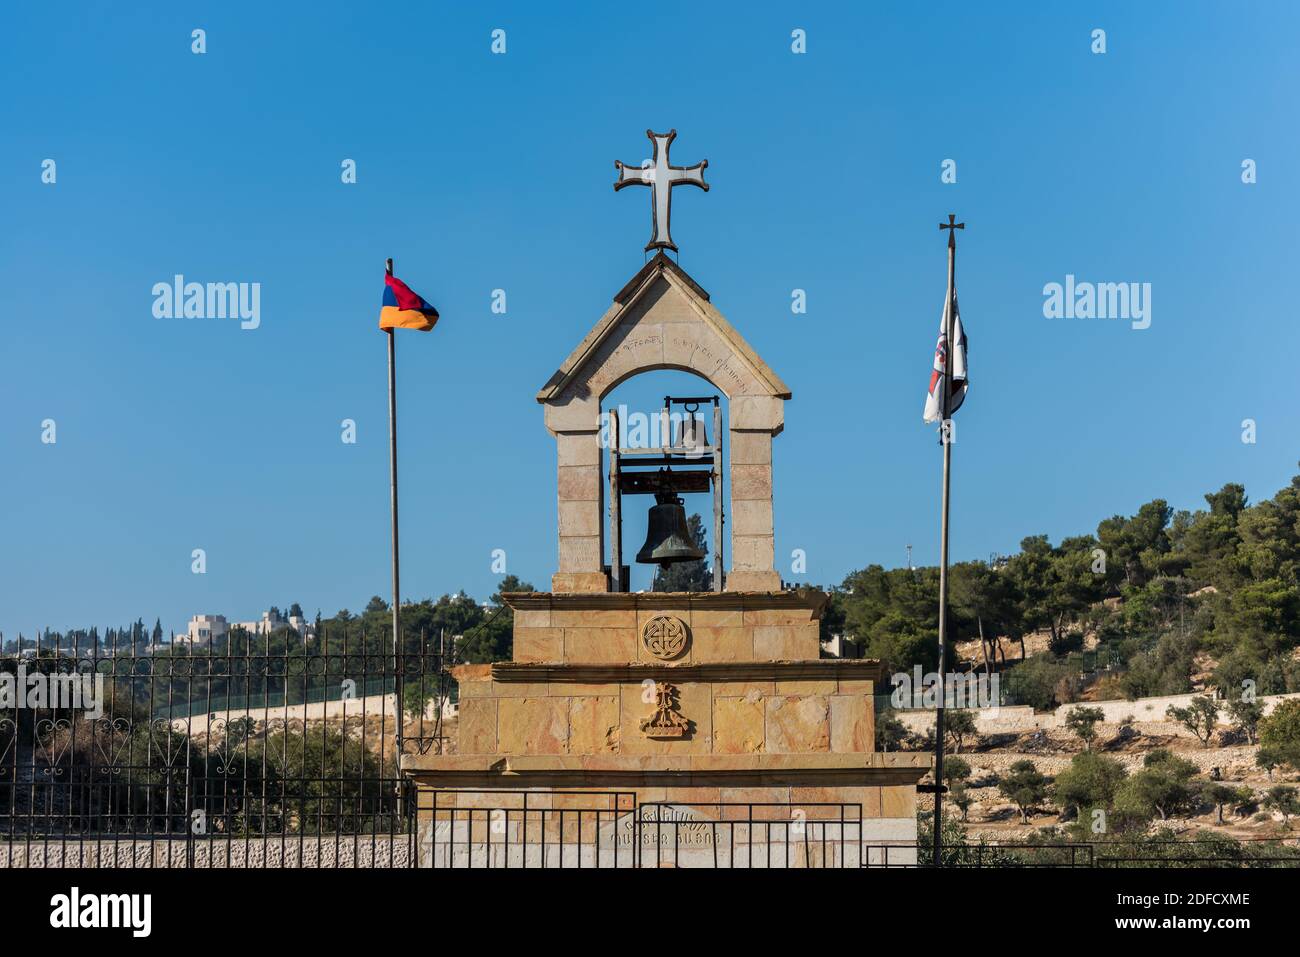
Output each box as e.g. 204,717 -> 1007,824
403,131 -> 928,868
536,250 -> 786,594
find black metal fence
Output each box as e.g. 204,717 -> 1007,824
0,627 -> 447,867
422,790 -> 637,869
6,632 -> 1299,869
419,795 -> 904,869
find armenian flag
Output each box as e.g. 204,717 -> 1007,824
379,273 -> 440,331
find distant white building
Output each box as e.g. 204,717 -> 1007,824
183,614 -> 229,645
230,610 -> 316,640
231,609 -> 283,636
182,610 -> 315,645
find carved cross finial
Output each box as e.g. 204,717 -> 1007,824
614,129 -> 709,252
940,213 -> 965,248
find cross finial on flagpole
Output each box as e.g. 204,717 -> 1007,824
939,213 -> 964,248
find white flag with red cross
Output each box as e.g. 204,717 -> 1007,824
922,289 -> 968,424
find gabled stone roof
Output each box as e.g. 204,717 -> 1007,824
536,252 -> 792,403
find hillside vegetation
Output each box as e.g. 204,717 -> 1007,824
821,468 -> 1300,708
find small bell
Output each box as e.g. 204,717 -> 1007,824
674,413 -> 709,452
636,490 -> 706,566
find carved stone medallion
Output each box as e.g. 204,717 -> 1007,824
642,615 -> 689,661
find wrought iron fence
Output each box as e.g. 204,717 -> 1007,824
418,796 -> 913,869
635,801 -> 876,869
0,627 -> 449,867
7,632 -> 1299,870
421,790 -> 638,868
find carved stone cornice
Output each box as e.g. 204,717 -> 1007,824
400,751 -> 932,787
490,658 -> 884,684
498,587 -> 829,615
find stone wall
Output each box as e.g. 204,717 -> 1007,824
457,669 -> 875,758
172,691 -> 450,737
896,690 -> 1300,738
511,594 -> 823,664
472,591 -> 879,759
0,836 -> 412,868
411,589 -> 931,841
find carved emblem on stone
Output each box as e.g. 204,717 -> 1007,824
642,615 -> 688,661
640,682 -> 689,739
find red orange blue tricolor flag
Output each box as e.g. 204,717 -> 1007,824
922,288 -> 968,423
379,273 -> 440,331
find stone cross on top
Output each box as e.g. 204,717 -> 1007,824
614,129 -> 708,252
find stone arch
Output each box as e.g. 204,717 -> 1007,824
537,253 -> 789,593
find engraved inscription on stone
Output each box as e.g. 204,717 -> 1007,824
642,615 -> 689,661
600,804 -> 723,851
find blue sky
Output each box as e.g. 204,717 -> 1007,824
2,2 -> 1297,639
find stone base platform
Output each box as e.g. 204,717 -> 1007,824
406,587 -> 930,867
403,753 -> 929,868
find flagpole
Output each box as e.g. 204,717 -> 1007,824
385,257 -> 404,768
933,214 -> 961,867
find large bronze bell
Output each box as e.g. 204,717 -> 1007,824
636,490 -> 706,566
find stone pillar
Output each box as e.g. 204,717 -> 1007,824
546,399 -> 608,593
726,396 -> 782,592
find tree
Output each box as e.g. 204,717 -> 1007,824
1166,696 -> 1219,748
1202,782 -> 1252,826
1226,697 -> 1264,744
1064,706 -> 1105,750
942,756 -> 972,786
941,759 -> 972,826
951,784 -> 973,823
364,596 -> 388,614
1265,786 -> 1300,828
1053,751 -> 1126,820
1096,500 -> 1174,592
998,759 -> 1048,825
837,564 -> 940,674
1006,655 -> 1073,712
875,709 -> 908,752
1002,536 -> 1057,657
1257,746 -> 1284,780
476,575 -> 536,662
208,723 -> 386,834
1113,749 -> 1198,823
1211,647 -> 1267,701
1180,484 -> 1248,589
824,469 -> 1300,724
1259,699 -> 1300,752
1232,788 -> 1260,817
944,710 -> 978,754
651,513 -> 711,592
949,560 -> 1021,667
288,602 -> 304,619
1121,631 -> 1196,699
